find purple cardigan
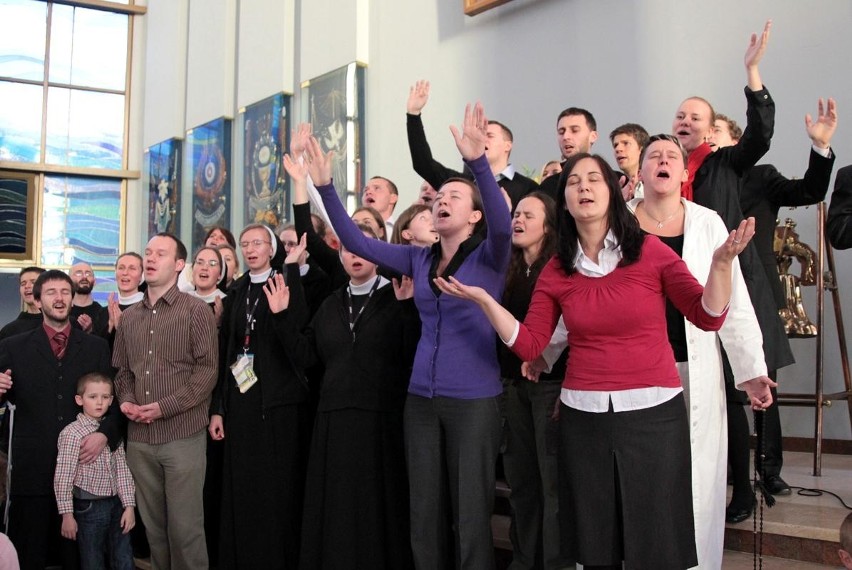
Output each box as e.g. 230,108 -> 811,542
316,154 -> 511,399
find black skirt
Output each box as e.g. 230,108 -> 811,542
558,393 -> 697,569
219,381 -> 307,570
299,407 -> 413,570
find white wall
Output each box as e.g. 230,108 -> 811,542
138,0 -> 852,439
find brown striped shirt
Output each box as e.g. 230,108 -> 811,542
113,284 -> 218,445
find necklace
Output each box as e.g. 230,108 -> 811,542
525,265 -> 532,277
644,203 -> 681,229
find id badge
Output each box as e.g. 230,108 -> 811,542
231,353 -> 258,393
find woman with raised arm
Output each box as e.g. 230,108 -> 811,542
209,224 -> 310,569
290,102 -> 511,569
629,134 -> 773,569
435,153 -> 770,570
260,222 -> 418,569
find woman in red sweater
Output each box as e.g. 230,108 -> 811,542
436,153 -> 773,569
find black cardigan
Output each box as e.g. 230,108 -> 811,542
279,280 -> 418,413
212,263 -> 310,416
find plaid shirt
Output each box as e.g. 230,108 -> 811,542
54,413 -> 135,515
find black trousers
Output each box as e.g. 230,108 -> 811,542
8,494 -> 79,570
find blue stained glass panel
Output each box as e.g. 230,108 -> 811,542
0,80 -> 43,162
0,0 -> 48,81
45,87 -> 124,169
49,4 -> 127,91
41,175 -> 121,267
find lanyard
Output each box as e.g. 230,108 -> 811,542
345,277 -> 380,340
243,269 -> 275,350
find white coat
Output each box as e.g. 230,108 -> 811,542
630,198 -> 767,569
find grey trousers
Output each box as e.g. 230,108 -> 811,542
126,429 -> 207,570
404,394 -> 502,570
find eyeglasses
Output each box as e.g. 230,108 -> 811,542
193,259 -> 219,267
239,239 -> 271,248
72,270 -> 94,278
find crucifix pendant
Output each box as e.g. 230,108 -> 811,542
657,221 -> 664,228
525,266 -> 531,277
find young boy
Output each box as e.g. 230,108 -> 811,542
54,372 -> 136,570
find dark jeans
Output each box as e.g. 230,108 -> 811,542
73,496 -> 134,570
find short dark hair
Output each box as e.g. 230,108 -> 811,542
19,266 -> 45,278
609,123 -> 650,150
310,214 -> 328,239
556,107 -> 597,131
555,154 -> 642,276
76,372 -> 113,396
33,269 -> 74,301
714,113 -> 742,141
370,176 -> 398,196
488,120 -> 513,142
204,226 -> 237,248
639,134 -> 688,168
154,232 -> 188,262
439,177 -> 486,236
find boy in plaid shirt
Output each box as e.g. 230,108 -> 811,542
54,372 -> 136,569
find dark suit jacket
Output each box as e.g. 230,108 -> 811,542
0,325 -> 117,495
406,113 -> 538,209
740,148 -> 836,308
828,165 -> 852,250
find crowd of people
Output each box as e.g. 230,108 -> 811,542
1,17 -> 852,570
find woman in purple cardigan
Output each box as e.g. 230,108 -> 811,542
294,103 -> 511,569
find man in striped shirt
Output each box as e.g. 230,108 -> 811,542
113,233 -> 218,570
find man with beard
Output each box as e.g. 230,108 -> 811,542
0,270 -> 117,569
0,266 -> 45,341
538,106 -> 599,202
69,262 -> 108,338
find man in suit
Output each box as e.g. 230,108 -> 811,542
712,97 -> 837,512
0,270 -> 117,569
828,165 -> 852,250
406,80 -> 538,210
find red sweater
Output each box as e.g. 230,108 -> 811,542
513,236 -> 727,392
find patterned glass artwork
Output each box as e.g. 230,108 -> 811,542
0,80 -> 43,163
41,175 -> 121,267
242,93 -> 290,228
0,174 -> 32,257
49,4 -> 128,91
146,138 -> 181,238
0,0 -> 48,81
45,87 -> 125,169
187,118 -> 231,252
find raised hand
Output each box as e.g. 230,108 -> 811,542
290,122 -> 312,157
107,293 -> 122,333
449,102 -> 488,162
282,153 -> 309,183
740,375 -> 778,410
619,174 -> 638,202
433,275 -> 490,304
392,275 -> 414,301
304,135 -> 335,186
262,272 -> 291,314
712,217 -> 756,265
805,97 -> 838,149
407,80 -> 431,115
285,233 -> 307,266
744,19 -> 771,70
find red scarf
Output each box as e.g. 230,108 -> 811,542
682,142 -> 713,201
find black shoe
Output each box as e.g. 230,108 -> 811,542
725,502 -> 754,524
764,475 -> 791,496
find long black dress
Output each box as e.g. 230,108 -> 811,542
279,275 -> 418,570
213,264 -> 310,569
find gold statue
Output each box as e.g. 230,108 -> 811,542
774,218 -> 818,337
